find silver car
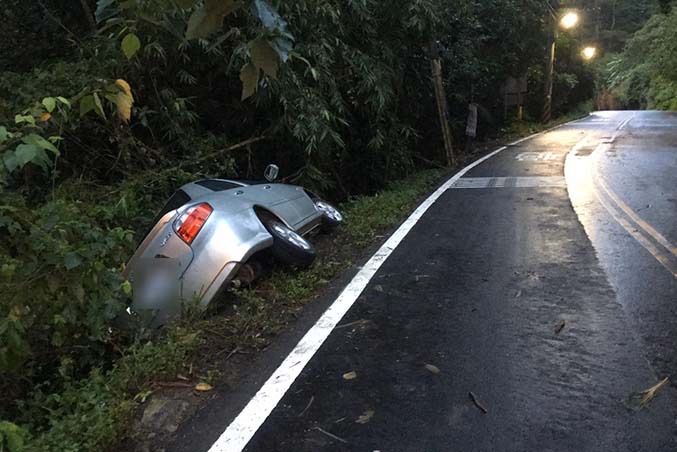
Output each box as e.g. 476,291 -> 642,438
123,165 -> 342,327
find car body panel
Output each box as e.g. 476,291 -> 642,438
123,211 -> 194,323
124,178 -> 326,326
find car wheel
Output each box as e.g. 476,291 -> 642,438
314,200 -> 343,232
265,220 -> 316,268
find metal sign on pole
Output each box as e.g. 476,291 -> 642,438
501,76 -> 528,120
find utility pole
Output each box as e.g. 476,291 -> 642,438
593,0 -> 600,40
541,0 -> 559,124
430,41 -> 455,166
542,25 -> 556,124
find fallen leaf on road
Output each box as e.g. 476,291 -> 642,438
195,383 -> 213,392
514,290 -> 522,298
343,371 -> 357,380
355,409 -> 375,424
374,285 -> 384,293
313,427 -> 347,443
298,395 -> 314,417
469,391 -> 488,414
554,320 -> 566,334
424,364 -> 441,375
335,319 -> 371,330
626,377 -> 669,410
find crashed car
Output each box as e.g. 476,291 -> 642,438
123,165 -> 342,327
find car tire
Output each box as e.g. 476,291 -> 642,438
264,220 -> 316,268
314,200 -> 343,232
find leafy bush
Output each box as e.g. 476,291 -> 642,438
15,328 -> 200,452
0,194 -> 134,405
0,421 -> 27,452
602,8 -> 677,110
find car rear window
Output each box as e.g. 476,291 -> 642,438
195,179 -> 242,191
139,189 -> 191,245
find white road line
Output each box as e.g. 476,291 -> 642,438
206,124 -> 570,452
617,116 -> 633,131
451,176 -> 566,189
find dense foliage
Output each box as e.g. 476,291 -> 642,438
600,5 -> 677,109
0,0 -> 618,450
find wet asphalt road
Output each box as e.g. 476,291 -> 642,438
172,111 -> 677,452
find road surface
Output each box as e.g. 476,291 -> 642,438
171,111 -> 677,452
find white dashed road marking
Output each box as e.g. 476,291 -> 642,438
451,176 -> 566,189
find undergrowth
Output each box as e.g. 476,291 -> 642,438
5,168 -> 442,452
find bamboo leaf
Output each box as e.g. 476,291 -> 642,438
195,382 -> 213,391
250,39 -> 279,79
115,91 -> 133,123
92,93 -> 106,119
115,79 -> 134,101
185,0 -> 243,40
240,63 -> 259,100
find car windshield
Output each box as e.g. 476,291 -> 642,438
195,179 -> 244,191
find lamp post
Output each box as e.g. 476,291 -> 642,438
542,11 -> 580,123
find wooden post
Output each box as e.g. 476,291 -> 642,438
430,42 -> 455,166
542,27 -> 556,124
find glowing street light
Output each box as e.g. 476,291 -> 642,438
543,10 -> 582,123
582,46 -> 597,60
560,12 -> 579,29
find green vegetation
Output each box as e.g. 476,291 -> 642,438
2,168 -> 441,452
2,0 -> 662,450
601,7 -> 677,110
589,0 -> 677,110
503,100 -> 595,139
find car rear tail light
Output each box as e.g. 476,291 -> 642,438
174,203 -> 212,244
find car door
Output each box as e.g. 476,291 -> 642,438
239,184 -> 304,228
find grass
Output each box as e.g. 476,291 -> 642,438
12,168 -> 443,452
499,100 -> 594,141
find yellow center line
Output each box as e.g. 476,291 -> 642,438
589,145 -> 677,278
592,182 -> 677,278
593,146 -> 677,256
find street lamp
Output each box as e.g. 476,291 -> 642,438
582,46 -> 597,60
560,12 -> 579,29
542,9 -> 580,123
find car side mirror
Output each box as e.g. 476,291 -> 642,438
264,164 -> 279,182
